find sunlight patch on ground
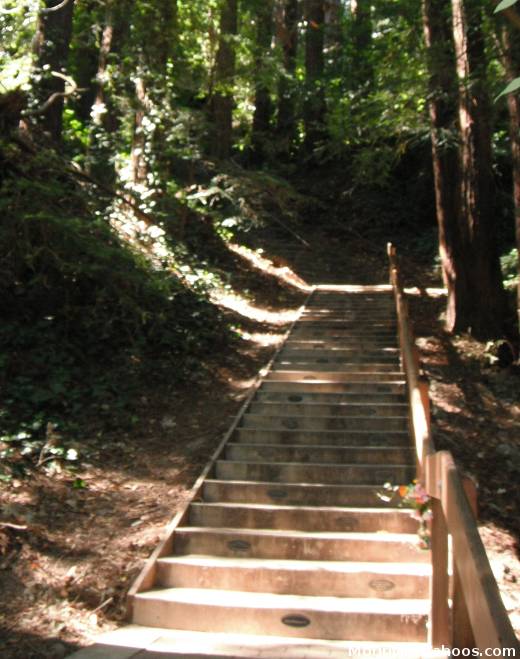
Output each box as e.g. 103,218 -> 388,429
228,243 -> 312,292
213,291 -> 300,326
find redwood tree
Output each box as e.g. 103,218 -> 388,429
32,0 -> 76,143
276,0 -> 299,154
251,0 -> 274,162
497,5 -> 520,336
451,0 -> 506,338
304,0 -> 326,153
209,0 -> 238,159
422,0 -> 472,333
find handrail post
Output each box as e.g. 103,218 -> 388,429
429,453 -> 451,648
452,477 -> 478,649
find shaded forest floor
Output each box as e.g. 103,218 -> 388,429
1,216 -> 520,656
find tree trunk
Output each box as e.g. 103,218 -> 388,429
499,11 -> 520,337
130,75 -> 151,186
451,0 -> 506,338
33,0 -> 76,143
422,0 -> 472,333
304,0 -> 326,153
350,0 -> 373,89
209,0 -> 238,159
276,0 -> 299,154
252,0 -> 274,162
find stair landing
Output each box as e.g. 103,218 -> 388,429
71,286 -> 434,658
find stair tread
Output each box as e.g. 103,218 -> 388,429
157,555 -> 432,575
190,502 -> 410,514
135,587 -> 430,613
70,625 -> 445,659
177,527 -> 421,542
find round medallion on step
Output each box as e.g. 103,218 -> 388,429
268,488 -> 289,500
282,418 -> 298,429
335,516 -> 359,531
288,395 -> 303,402
282,614 -> 311,628
369,579 -> 395,593
227,539 -> 251,552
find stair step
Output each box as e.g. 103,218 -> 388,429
214,460 -> 415,485
233,428 -> 410,446
254,391 -> 406,404
172,527 -> 430,562
202,479 -> 402,507
156,555 -> 431,598
248,401 -> 408,416
273,361 -> 402,372
226,443 -> 414,465
241,414 -> 408,432
80,626 -> 441,659
132,588 -> 429,641
187,503 -> 418,533
261,380 -> 406,394
266,371 -> 405,383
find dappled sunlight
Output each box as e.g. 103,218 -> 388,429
228,243 -> 312,293
212,290 -> 301,326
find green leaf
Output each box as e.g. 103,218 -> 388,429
72,478 -> 87,489
495,77 -> 520,101
494,0 -> 519,12
495,78 -> 520,101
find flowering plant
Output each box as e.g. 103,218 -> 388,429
378,480 -> 432,550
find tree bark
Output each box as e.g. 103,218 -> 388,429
252,0 -> 274,162
422,0 -> 472,333
350,0 -> 373,89
498,11 -> 520,337
276,0 -> 299,153
209,0 -> 238,159
451,0 -> 506,338
33,0 -> 76,143
304,0 -> 326,153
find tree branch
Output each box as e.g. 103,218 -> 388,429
40,0 -> 72,14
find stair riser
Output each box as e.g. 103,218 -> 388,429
261,382 -> 405,394
132,597 -> 427,642
173,529 -> 428,562
214,461 -> 414,485
266,372 -> 404,383
226,445 -> 414,466
277,354 -> 400,365
248,402 -> 408,417
254,392 -> 406,404
188,505 -> 418,534
233,428 -> 411,447
155,562 -> 430,599
241,416 -> 408,432
202,480 -> 400,507
274,362 -> 401,373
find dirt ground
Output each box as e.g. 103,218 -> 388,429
0,231 -> 519,657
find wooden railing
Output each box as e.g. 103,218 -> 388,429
387,243 -> 519,652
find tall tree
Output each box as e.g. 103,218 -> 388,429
251,0 -> 274,162
497,6 -> 520,336
451,0 -> 506,338
276,0 -> 299,154
32,0 -> 76,143
422,0 -> 472,332
350,0 -> 373,89
304,0 -> 326,152
209,0 -> 238,159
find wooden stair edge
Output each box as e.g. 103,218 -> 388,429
125,292 -> 312,617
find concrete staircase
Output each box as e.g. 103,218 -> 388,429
72,286 -> 436,658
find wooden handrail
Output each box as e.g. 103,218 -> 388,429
387,243 -> 519,653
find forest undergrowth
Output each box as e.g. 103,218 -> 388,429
0,135 -> 520,656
